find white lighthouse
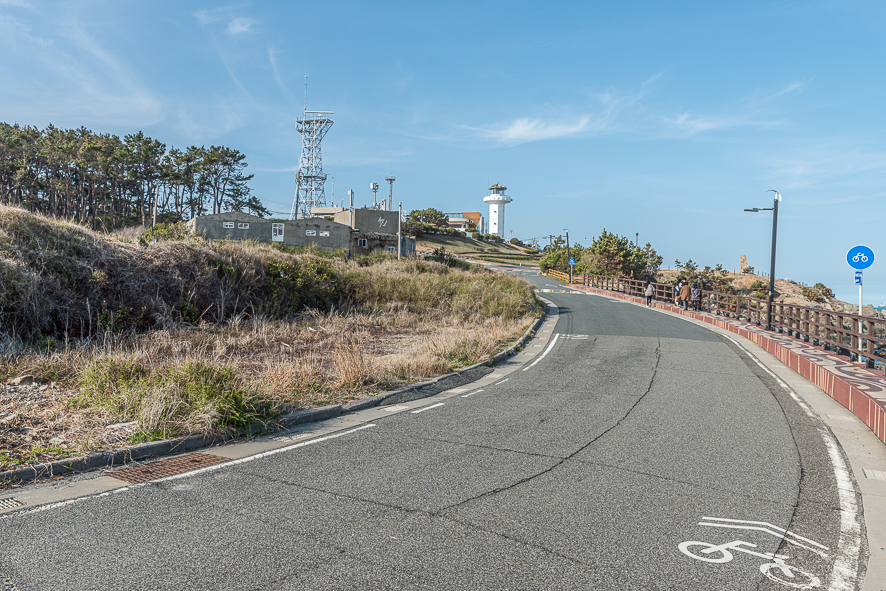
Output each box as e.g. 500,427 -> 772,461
483,183 -> 512,238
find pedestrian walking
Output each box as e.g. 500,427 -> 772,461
674,280 -> 683,306
679,281 -> 691,310
644,281 -> 655,306
690,284 -> 701,311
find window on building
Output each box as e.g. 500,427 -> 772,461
306,230 -> 317,236
319,231 -> 330,237
387,246 -> 396,254
272,223 -> 284,242
357,238 -> 367,248
238,223 -> 249,229
223,222 -> 234,228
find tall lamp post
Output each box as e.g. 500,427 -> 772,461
563,229 -> 571,284
744,190 -> 781,331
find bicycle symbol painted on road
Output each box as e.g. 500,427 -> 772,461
679,540 -> 820,588
852,252 -> 868,263
679,517 -> 827,589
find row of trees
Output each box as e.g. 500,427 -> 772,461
0,123 -> 266,230
540,230 -> 663,280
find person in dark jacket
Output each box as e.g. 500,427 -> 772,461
690,284 -> 701,311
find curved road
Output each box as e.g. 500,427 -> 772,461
0,269 -> 868,590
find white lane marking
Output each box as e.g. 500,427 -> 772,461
522,333 -> 560,371
560,334 -> 589,340
0,424 -> 377,520
495,378 -> 510,385
410,403 -> 444,414
460,389 -> 484,398
699,516 -> 828,557
718,334 -> 862,590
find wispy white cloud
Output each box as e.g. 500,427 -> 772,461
0,15 -> 163,127
471,75 -> 661,146
268,46 -> 292,98
662,81 -> 806,136
226,17 -> 256,36
477,116 -> 592,143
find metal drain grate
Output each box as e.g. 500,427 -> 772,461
109,453 -> 228,484
0,497 -> 24,511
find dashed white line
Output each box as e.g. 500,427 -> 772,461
461,390 -> 484,398
495,378 -> 510,385
523,333 -> 560,371
410,403 -> 445,414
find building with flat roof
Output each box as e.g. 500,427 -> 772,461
187,211 -> 414,257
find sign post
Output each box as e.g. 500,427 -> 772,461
568,257 -> 575,284
847,245 -> 875,360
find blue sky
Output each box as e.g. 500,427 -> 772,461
2,1 -> 885,304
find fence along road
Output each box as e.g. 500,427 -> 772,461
0,269 -> 869,589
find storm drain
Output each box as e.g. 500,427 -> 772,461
109,453 -> 228,484
0,498 -> 24,511
862,468 -> 886,481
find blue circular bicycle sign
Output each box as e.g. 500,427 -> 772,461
847,245 -> 875,270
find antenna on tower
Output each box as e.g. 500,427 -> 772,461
290,78 -> 334,220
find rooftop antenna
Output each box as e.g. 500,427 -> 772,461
290,76 -> 334,220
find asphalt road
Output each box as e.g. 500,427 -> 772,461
0,268 -> 864,590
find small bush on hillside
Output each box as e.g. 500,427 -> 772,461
140,222 -> 193,243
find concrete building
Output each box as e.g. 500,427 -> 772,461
483,183 -> 512,238
187,210 -> 414,257
333,208 -> 400,233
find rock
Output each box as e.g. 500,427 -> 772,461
48,437 -> 65,445
8,375 -> 47,386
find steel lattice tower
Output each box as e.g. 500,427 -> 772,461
290,80 -> 334,219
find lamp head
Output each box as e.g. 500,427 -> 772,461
768,189 -> 781,201
744,208 -> 759,212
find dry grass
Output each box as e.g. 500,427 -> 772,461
0,307 -> 535,471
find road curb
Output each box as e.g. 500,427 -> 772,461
1,313 -> 545,487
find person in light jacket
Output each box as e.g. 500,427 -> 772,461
644,281 -> 655,306
678,281 -> 691,310
690,284 -> 701,311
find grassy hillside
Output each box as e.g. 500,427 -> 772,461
0,206 -> 543,470
0,206 -> 538,346
416,234 -> 541,267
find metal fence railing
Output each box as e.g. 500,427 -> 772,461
544,270 -> 886,372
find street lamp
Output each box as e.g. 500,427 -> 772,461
744,190 -> 781,330
563,229 -> 571,283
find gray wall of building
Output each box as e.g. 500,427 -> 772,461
334,208 -> 400,234
189,213 -> 351,252
352,232 -> 415,257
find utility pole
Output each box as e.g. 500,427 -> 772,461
398,201 -> 402,260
